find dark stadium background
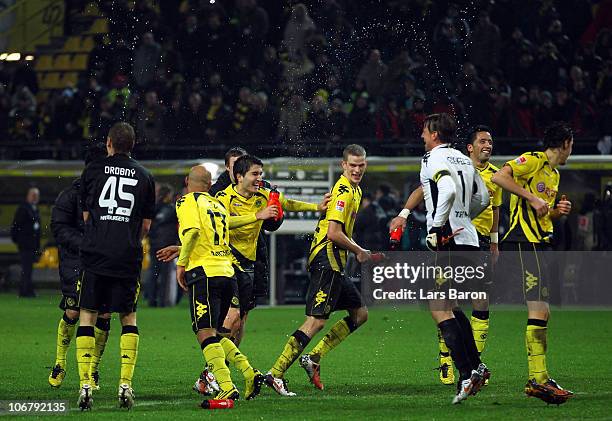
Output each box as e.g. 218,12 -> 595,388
1,0 -> 612,298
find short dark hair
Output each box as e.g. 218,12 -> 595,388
233,154 -> 263,182
465,125 -> 493,152
424,113 -> 456,143
108,122 -> 135,153
158,183 -> 173,200
224,147 -> 247,166
84,141 -> 107,165
543,122 -> 573,149
342,144 -> 366,161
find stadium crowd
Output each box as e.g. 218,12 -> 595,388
1,0 -> 612,157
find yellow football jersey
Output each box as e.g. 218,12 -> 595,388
175,192 -> 234,277
308,175 -> 362,272
216,184 -> 318,263
503,151 -> 560,243
472,162 -> 503,236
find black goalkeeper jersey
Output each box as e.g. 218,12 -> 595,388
79,153 -> 156,278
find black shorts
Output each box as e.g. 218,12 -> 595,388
476,234 -> 493,291
59,273 -> 79,311
501,241 -> 551,302
305,266 -> 364,319
77,270 -> 140,313
187,267 -> 236,333
233,263 -> 255,317
427,245 -> 482,296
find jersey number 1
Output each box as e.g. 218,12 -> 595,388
99,176 -> 138,216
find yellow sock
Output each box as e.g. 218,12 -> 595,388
202,338 -> 233,391
271,330 -> 310,378
526,320 -> 548,383
471,314 -> 490,354
55,314 -> 77,367
119,326 -> 139,387
220,337 -> 254,379
91,318 -> 111,374
76,326 -> 95,387
437,328 -> 450,357
310,317 -> 354,363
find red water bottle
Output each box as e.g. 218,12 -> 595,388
267,186 -> 283,221
390,226 -> 403,250
201,399 -> 235,409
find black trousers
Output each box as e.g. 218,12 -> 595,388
18,248 -> 36,296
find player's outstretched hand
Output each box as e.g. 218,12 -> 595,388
257,205 -> 279,220
176,265 -> 188,292
356,249 -> 371,263
157,245 -> 180,262
389,216 -> 407,234
318,193 -> 332,211
556,194 -> 572,215
529,196 -> 549,217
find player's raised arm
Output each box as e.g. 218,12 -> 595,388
491,164 -> 548,217
280,193 -> 331,212
389,185 -> 424,233
228,206 -> 279,229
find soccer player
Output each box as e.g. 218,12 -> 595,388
175,165 -> 278,401
216,155 -> 330,346
491,122 -> 574,404
209,147 -> 283,342
49,145 -> 112,389
415,113 -> 490,404
390,126 -> 502,386
265,144 -> 372,396
75,122 -> 156,410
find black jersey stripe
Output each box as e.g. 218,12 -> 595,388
429,179 -> 439,220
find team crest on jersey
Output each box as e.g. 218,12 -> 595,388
536,182 -> 545,192
336,200 -> 345,212
255,199 -> 262,207
232,296 -> 239,306
515,156 -> 527,165
338,185 -> 350,195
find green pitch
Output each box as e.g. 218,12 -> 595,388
1,293 -> 611,420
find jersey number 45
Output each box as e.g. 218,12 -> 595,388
99,176 -> 138,216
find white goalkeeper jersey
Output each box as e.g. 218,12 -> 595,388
420,144 -> 488,247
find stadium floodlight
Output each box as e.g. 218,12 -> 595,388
0,53 -> 7,60
25,55 -> 34,61
6,53 -> 21,61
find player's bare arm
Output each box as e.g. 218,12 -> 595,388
327,220 -> 370,263
389,185 -> 424,233
141,218 -> 152,239
492,166 -> 548,217
490,206 -> 500,262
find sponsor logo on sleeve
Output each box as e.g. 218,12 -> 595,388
336,200 -> 345,212
515,156 -> 527,165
